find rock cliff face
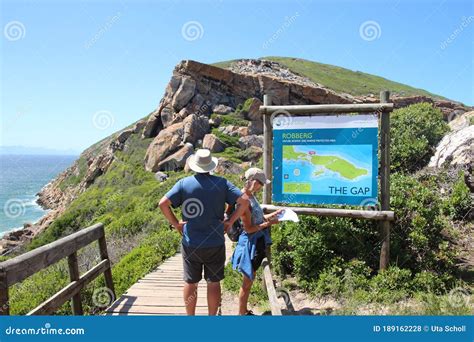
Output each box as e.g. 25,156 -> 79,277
1,58 -> 471,255
429,111 -> 473,169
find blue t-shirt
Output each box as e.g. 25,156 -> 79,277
165,173 -> 242,248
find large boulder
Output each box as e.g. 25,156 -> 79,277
171,77 -> 196,112
239,145 -> 263,162
248,120 -> 263,135
142,109 -> 162,138
202,133 -> 226,152
429,111 -> 474,168
144,114 -> 210,172
213,104 -> 234,115
238,134 -> 263,149
157,143 -> 194,171
144,121 -> 185,171
183,114 -> 210,144
218,125 -> 249,137
245,97 -> 262,121
214,157 -> 244,175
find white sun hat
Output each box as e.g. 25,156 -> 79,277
187,149 -> 219,173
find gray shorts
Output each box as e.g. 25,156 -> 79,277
181,243 -> 225,284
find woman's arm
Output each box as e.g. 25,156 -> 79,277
264,208 -> 284,221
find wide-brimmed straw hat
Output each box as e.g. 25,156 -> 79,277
187,149 -> 219,173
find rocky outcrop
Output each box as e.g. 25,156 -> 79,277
214,158 -> 244,175
361,94 -> 470,121
238,135 -> 263,149
144,114 -> 209,172
212,104 -> 233,115
218,125 -> 249,137
157,143 -> 194,171
202,133 -> 226,152
429,111 -> 473,168
141,59 -> 354,143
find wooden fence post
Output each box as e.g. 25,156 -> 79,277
379,90 -> 391,270
262,94 -> 274,266
263,94 -> 273,205
67,252 -> 83,315
0,268 -> 9,315
98,227 -> 115,302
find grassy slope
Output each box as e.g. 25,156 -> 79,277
214,56 -> 446,99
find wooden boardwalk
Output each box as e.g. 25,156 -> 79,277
105,238 -> 234,315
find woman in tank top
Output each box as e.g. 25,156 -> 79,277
230,168 -> 283,315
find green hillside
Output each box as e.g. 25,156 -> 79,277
214,56 -> 445,99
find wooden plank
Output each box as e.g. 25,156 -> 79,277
67,252 -> 83,315
106,238 -> 235,316
261,258 -> 282,316
379,90 -> 392,270
0,223 -> 104,286
259,103 -> 394,115
28,259 -> 110,315
107,296 -> 208,306
106,305 -> 208,314
262,204 -> 395,221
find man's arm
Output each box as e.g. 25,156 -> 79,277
159,196 -> 185,234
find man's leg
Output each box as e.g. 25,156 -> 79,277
207,281 -> 221,315
238,274 -> 254,315
203,245 -> 225,315
183,282 -> 198,315
182,244 -> 202,316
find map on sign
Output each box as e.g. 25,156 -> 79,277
272,115 -> 378,205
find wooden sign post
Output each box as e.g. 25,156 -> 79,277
260,91 -> 394,271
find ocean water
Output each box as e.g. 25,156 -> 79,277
0,155 -> 77,235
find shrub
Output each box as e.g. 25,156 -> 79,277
391,172 -> 456,273
390,103 -> 449,173
443,171 -> 472,220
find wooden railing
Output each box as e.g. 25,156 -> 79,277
261,258 -> 282,315
0,222 -> 115,315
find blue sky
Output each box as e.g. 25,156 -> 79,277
1,0 -> 472,153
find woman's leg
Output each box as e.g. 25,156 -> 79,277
238,273 -> 255,315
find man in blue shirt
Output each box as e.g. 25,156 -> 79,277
159,149 -> 247,315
